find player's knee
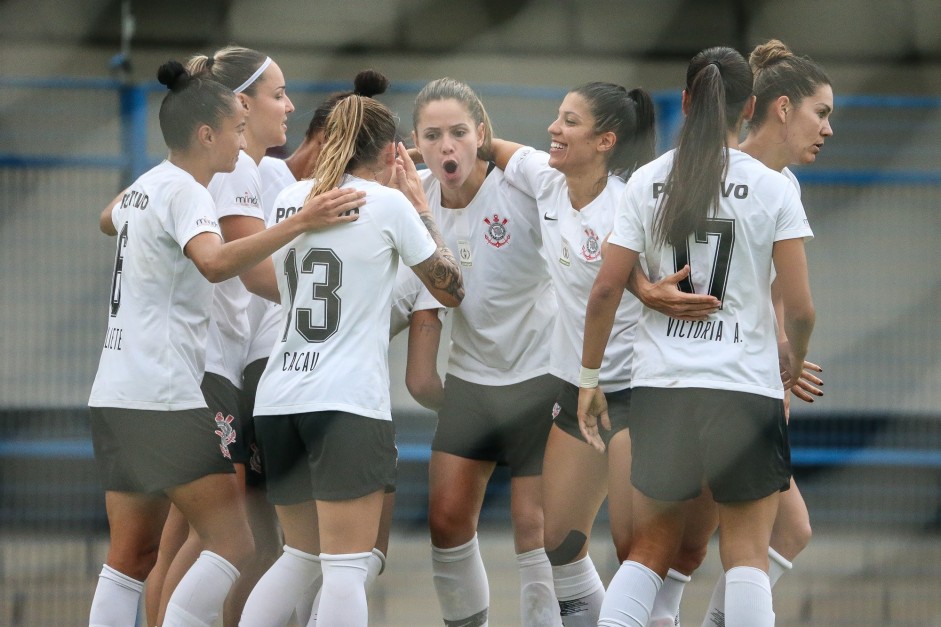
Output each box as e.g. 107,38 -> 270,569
545,530 -> 587,566
796,519 -> 813,552
107,545 -> 159,582
428,506 -> 474,547
673,539 -> 708,574
612,527 -> 632,563
774,518 -> 812,558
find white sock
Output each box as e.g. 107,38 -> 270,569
295,552 -> 324,627
517,548 -> 562,626
365,547 -> 386,593
310,548 -> 379,627
701,548 -> 791,627
316,552 -> 372,626
649,568 -> 689,626
598,561 -> 662,627
306,588 -> 323,627
724,566 -> 774,627
163,550 -> 239,627
308,592 -> 326,627
88,564 -> 144,627
553,555 -> 605,626
767,547 -> 793,588
432,534 -> 489,626
239,545 -> 320,626
700,572 -> 725,627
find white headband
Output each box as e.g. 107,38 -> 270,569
233,57 -> 272,94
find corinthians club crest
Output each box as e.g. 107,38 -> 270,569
483,213 -> 511,248
581,227 -> 601,260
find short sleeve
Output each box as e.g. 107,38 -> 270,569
170,185 -> 222,252
774,183 -> 814,243
504,147 -> 557,200
382,191 -> 438,267
208,153 -> 265,221
607,174 -> 647,253
110,200 -> 125,232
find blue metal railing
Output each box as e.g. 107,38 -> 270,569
2,76 -> 939,185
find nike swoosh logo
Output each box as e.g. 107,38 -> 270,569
543,212 -> 558,221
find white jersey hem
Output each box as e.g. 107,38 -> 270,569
446,366 -> 551,387
88,399 -> 209,412
630,378 -> 785,400
253,402 -> 391,421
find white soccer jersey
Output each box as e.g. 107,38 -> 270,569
88,161 -> 221,410
781,166 -> 801,196
258,156 -> 296,218
205,151 -> 265,387
505,147 -> 639,392
389,262 -> 445,338
245,156 -> 298,366
421,167 -> 554,386
253,175 -> 437,420
609,148 -> 814,399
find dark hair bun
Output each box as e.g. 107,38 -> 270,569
157,60 -> 190,92
749,39 -> 792,71
353,69 -> 390,98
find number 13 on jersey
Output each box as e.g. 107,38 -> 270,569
281,247 -> 343,343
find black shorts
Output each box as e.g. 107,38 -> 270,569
551,379 -> 632,448
89,406 -> 235,494
254,411 -> 397,505
629,387 -> 791,503
432,374 -> 556,477
239,358 -> 268,486
201,372 -> 250,466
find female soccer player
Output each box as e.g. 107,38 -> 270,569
698,38 -> 832,626
238,93 -> 462,627
579,46 -> 815,627
248,70 -> 448,626
87,60 -> 361,627
488,81 -> 659,625
413,77 -> 561,626
146,45 -> 298,627
627,40 -> 832,627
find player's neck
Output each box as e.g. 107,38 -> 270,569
169,152 -> 213,187
565,167 -> 607,211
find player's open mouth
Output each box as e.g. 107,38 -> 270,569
550,141 -> 566,152
443,160 -> 458,174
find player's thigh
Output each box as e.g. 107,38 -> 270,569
541,424 -> 608,558
428,451 -> 494,545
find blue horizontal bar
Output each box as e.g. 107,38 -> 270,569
794,170 -> 941,185
5,439 -> 941,468
0,439 -> 93,459
0,154 -> 128,169
4,77 -> 940,108
0,76 -> 124,90
792,447 -> 941,467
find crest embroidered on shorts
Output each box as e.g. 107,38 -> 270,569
483,213 -> 511,248
249,442 -> 263,475
581,228 -> 601,261
214,412 -> 237,459
551,402 -> 561,419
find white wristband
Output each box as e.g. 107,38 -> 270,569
579,366 -> 601,389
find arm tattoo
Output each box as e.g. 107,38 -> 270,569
419,213 -> 465,302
